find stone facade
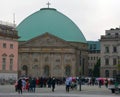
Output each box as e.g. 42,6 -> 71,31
18,33 -> 88,78
100,28 -> 120,77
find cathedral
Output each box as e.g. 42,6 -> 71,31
17,8 -> 88,78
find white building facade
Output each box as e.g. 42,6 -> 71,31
100,28 -> 120,77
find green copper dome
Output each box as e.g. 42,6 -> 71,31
17,8 -> 86,43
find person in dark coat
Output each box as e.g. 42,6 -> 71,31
29,78 -> 33,92
17,79 -> 22,94
104,78 -> 109,88
99,80 -> 102,88
32,78 -> 36,92
47,77 -> 52,88
51,77 -> 56,92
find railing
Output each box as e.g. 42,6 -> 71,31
101,35 -> 120,39
0,20 -> 16,28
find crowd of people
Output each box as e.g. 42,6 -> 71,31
15,76 -> 65,94
15,76 -> 115,94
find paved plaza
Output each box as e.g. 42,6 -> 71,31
0,85 -> 119,97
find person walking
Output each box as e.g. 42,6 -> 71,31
47,77 -> 52,88
29,77 -> 33,92
26,80 -> 29,92
17,78 -> 22,94
22,79 -> 26,91
104,78 -> 108,88
99,79 -> 102,88
65,78 -> 70,92
51,77 -> 56,92
32,78 -> 36,92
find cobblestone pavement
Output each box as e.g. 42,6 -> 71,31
0,85 -> 119,97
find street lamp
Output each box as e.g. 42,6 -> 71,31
79,50 -> 82,91
79,74 -> 81,91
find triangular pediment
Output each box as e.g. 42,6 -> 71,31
19,32 -> 73,48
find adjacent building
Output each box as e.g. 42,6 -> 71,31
100,28 -> 120,77
0,21 -> 19,81
87,41 -> 100,76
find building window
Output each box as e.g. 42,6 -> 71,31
88,57 -> 89,60
10,44 -> 13,49
90,44 -> 92,50
10,58 -> 13,70
105,46 -> 109,53
3,43 -> 6,48
91,57 -> 93,60
115,33 -> 118,36
105,70 -> 109,77
2,58 -> 6,70
93,44 -> 96,49
113,58 -> 117,65
105,58 -> 109,65
107,33 -> 111,36
113,46 -> 117,53
90,44 -> 96,50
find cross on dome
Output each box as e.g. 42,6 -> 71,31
46,2 -> 51,8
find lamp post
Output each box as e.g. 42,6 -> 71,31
79,74 -> 81,91
79,50 -> 82,91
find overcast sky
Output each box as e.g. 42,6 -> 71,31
0,0 -> 120,41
